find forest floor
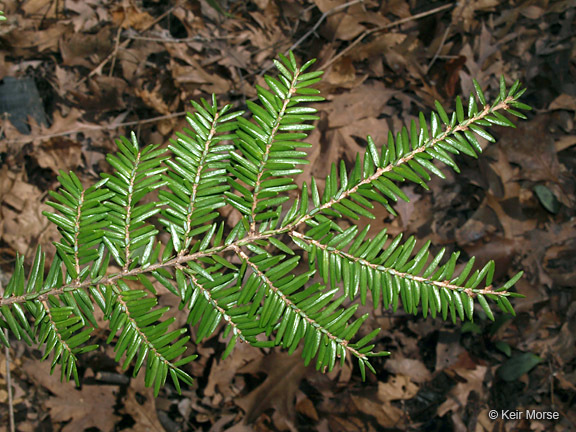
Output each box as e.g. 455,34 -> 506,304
0,0 -> 575,431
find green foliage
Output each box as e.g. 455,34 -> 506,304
0,52 -> 530,395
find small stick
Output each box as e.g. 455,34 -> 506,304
426,23 -> 451,74
257,0 -> 366,77
3,111 -> 188,145
108,26 -> 123,77
287,0 -> 366,55
73,1 -> 183,88
322,3 -> 453,69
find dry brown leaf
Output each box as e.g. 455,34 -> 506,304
324,57 -> 360,87
235,351 -> 308,425
378,375 -> 419,401
74,75 -> 127,110
59,26 -> 114,68
122,373 -> 165,432
435,331 -> 466,371
382,0 -> 411,18
496,116 -> 561,184
519,5 -> 545,20
351,394 -> 405,429
296,395 -> 319,421
0,168 -> 57,255
555,135 -> 576,152
351,33 -> 407,62
543,241 -> 576,287
452,0 -> 499,32
205,340 -> 263,400
337,117 -> 390,164
21,0 -> 58,17
33,137 -> 83,174
65,0 -> 109,32
313,0 -> 347,13
24,108 -> 88,143
3,23 -> 70,55
111,4 -> 155,30
22,360 -> 119,432
384,358 -> 431,384
169,54 -> 231,95
324,12 -> 365,41
549,94 -> 576,112
135,83 -> 173,115
437,366 -> 487,417
321,82 -> 398,128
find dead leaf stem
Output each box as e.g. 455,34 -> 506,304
2,111 -> 187,145
258,0 -> 366,78
323,3 -> 454,69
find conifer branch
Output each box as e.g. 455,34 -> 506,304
186,271 -> 249,344
289,230 -> 504,297
180,112 -> 220,254
0,53 -> 530,393
232,245 -> 376,371
288,98 -> 515,230
249,65 -> 300,233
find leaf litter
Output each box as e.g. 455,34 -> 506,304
0,0 -> 574,430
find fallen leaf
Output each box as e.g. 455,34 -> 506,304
60,26 -> 114,68
378,375 -> 419,401
235,350 -> 308,425
351,394 -> 405,429
111,4 -> 155,30
437,365 -> 487,417
122,373 -> 165,432
22,360 -> 119,432
384,358 -> 431,384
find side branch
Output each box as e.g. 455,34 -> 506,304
249,70 -> 301,232
231,245 -> 367,361
181,112 -> 220,255
289,231 -> 504,297
123,150 -> 141,269
186,271 -> 248,343
287,97 -> 516,230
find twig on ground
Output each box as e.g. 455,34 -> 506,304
426,24 -> 451,74
257,0 -> 366,77
322,3 -> 453,69
72,39 -> 131,89
73,2 -> 183,89
3,111 -> 187,145
287,0 -> 365,56
108,26 -> 123,77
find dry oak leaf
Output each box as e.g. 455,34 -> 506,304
437,365 -> 487,417
351,394 -> 406,429
2,23 -> 70,55
122,373 -> 165,432
235,350 -> 308,425
33,138 -> 83,174
378,375 -> 419,401
22,360 -> 119,432
0,168 -> 58,256
384,358 -> 431,384
111,4 -> 155,30
59,26 -> 114,69
205,339 -> 263,400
